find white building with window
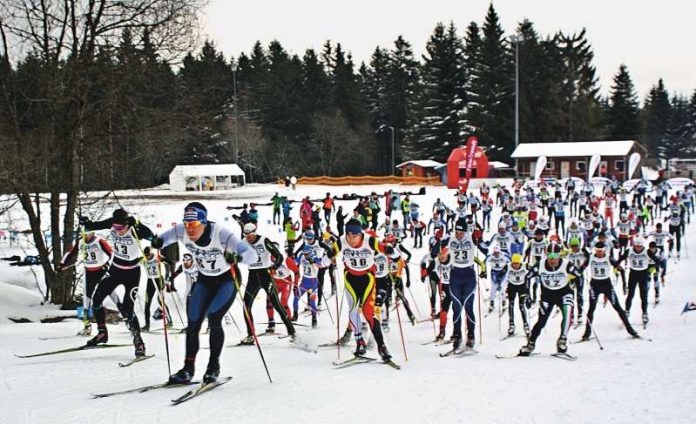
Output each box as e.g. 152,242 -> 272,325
168,164 -> 246,192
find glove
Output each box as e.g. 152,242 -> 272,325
165,282 -> 174,292
225,251 -> 239,264
406,279 -> 411,288
79,216 -> 89,225
56,264 -> 64,273
126,216 -> 137,227
479,271 -> 487,279
525,297 -> 532,309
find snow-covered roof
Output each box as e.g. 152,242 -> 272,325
170,164 -> 245,177
488,161 -> 511,169
511,140 -> 636,159
396,160 -> 443,169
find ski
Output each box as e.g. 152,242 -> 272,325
440,348 -> 478,357
92,381 -> 199,398
416,317 -> 435,324
289,339 -> 318,354
319,341 -> 350,348
39,335 -> 79,341
171,376 -> 233,406
118,354 -> 155,368
550,352 -> 577,361
495,352 -> 540,359
631,335 -> 653,342
15,343 -> 130,358
332,356 -> 377,368
571,337 -> 595,344
382,359 -> 402,370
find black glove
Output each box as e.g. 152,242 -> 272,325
79,216 -> 89,225
479,271 -> 487,279
406,279 -> 411,288
126,216 -> 137,227
151,236 -> 163,249
525,297 -> 532,309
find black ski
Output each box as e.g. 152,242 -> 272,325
171,377 -> 233,405
440,348 -> 478,358
15,343 -> 130,358
92,381 -> 199,398
495,352 -> 540,359
118,354 -> 155,367
570,337 -> 595,344
550,352 -> 577,361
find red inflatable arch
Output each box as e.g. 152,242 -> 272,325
446,145 -> 489,189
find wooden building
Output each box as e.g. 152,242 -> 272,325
396,160 -> 443,178
511,140 -> 648,180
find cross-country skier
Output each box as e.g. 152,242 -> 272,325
152,202 -> 257,384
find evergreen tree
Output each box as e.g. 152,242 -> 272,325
468,4 -> 513,159
660,94 -> 692,159
413,22 -> 467,161
606,64 -> 640,140
642,79 -> 672,156
557,29 -> 604,141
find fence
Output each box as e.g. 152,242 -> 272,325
278,175 -> 442,186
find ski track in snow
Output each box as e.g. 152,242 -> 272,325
1,183 -> 695,424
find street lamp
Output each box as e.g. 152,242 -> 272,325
376,125 -> 395,175
231,62 -> 239,164
510,34 -> 522,175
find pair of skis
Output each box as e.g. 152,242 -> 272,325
332,355 -> 401,370
15,342 -> 156,367
92,377 -> 233,405
495,352 -> 577,361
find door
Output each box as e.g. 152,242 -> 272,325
561,161 -> 570,179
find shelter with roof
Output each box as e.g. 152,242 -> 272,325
511,140 -> 647,180
169,164 -> 246,192
396,160 -> 443,178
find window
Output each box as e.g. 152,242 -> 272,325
615,160 -> 625,172
545,160 -> 555,171
576,161 -> 586,172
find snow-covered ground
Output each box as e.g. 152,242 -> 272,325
1,183 -> 695,424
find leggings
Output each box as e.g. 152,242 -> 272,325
507,283 -> 529,327
625,269 -> 649,315
344,271 -> 385,347
144,278 -> 171,327
375,276 -> 392,321
83,269 -> 118,311
294,276 -> 318,318
185,274 -> 236,368
669,224 -> 682,253
267,278 -> 292,321
244,268 -> 295,336
554,216 -> 565,236
92,266 -> 141,332
585,278 -> 633,337
449,266 -> 477,340
438,284 -> 453,332
529,286 -> 574,343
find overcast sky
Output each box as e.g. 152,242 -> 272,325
202,0 -> 696,100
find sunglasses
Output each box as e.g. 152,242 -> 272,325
184,220 -> 203,229
112,223 -> 128,232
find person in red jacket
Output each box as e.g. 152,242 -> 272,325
268,254 -> 300,327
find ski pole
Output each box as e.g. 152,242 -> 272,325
321,291 -> 335,324
477,269 -> 483,345
133,228 -> 171,376
393,286 -> 408,361
586,317 -> 604,351
168,290 -> 186,328
231,266 -> 273,383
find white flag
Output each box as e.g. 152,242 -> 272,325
628,152 -> 641,179
588,154 -> 601,181
534,156 -> 547,181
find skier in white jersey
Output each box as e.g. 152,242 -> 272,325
153,202 -> 257,384
81,209 -> 156,357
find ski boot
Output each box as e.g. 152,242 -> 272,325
408,311 -> 416,326
265,321 -> 276,334
291,310 -> 298,322
523,322 -> 530,336
339,329 -> 352,345
133,333 -> 146,358
381,320 -> 390,333
77,320 -> 92,336
628,327 -> 639,338
576,316 -> 584,326
311,316 -> 318,329
169,363 -> 194,384
655,294 -> 660,305
488,302 -> 494,313
507,325 -> 515,336
556,336 -> 568,354
642,313 -> 649,326
465,335 -> 475,349
378,344 -> 392,362
452,336 -> 462,350
239,335 -> 255,345
354,337 -> 367,357
141,324 -> 150,332
203,360 -> 220,384
435,328 -> 445,342
518,340 -> 536,356
581,327 -> 592,341
86,327 -> 108,347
